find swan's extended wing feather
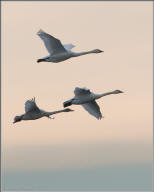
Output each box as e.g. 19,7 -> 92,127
37,29 -> 66,54
63,44 -> 75,51
25,98 -> 40,113
82,101 -> 102,119
74,87 -> 91,96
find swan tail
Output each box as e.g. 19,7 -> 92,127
37,58 -> 46,63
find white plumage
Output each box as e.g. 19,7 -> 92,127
13,97 -> 74,123
82,101 -> 102,120
25,97 -> 40,113
37,29 -> 66,55
63,44 -> 75,51
37,29 -> 103,63
63,87 -> 123,120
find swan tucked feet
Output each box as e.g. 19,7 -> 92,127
48,116 -> 55,119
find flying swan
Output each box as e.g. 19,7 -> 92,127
63,87 -> 123,119
37,29 -> 103,63
13,97 -> 74,123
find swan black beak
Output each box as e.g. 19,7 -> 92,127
68,109 -> 74,112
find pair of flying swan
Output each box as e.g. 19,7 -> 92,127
14,88 -> 123,123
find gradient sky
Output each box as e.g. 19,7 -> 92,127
2,1 -> 153,190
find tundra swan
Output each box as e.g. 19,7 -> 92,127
63,87 -> 123,119
37,29 -> 103,63
13,97 -> 74,123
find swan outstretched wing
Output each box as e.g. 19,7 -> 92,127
37,29 -> 66,54
25,98 -> 40,113
74,87 -> 91,96
82,101 -> 102,119
63,44 -> 75,51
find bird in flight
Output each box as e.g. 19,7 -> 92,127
37,29 -> 103,63
13,97 -> 74,123
63,87 -> 123,119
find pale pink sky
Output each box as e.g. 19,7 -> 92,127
2,1 -> 153,173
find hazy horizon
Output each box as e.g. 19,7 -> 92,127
2,1 -> 153,191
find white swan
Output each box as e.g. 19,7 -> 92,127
37,29 -> 103,63
13,97 -> 74,123
63,87 -> 123,119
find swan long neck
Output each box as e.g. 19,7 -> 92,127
95,91 -> 116,99
72,50 -> 98,57
45,109 -> 67,116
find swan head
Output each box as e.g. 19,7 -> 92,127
13,115 -> 23,123
93,49 -> 104,53
113,90 -> 123,94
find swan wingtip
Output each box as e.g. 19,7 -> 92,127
37,29 -> 44,35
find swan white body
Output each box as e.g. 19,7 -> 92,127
37,29 -> 103,63
63,87 -> 123,119
13,98 -> 73,123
